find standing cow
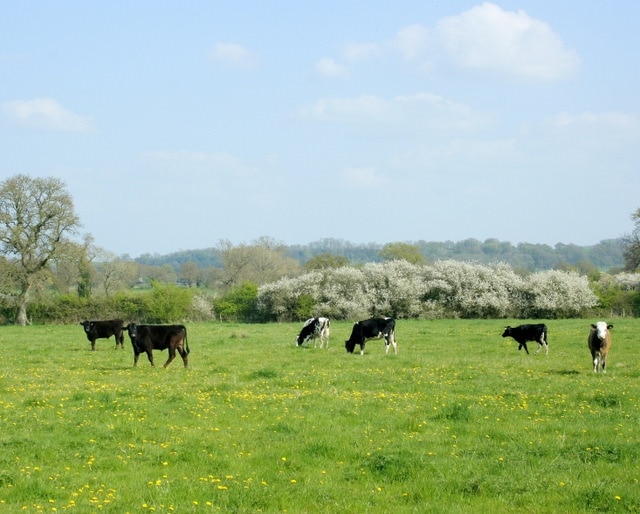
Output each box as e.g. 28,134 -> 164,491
345,317 -> 397,355
80,319 -> 125,351
125,323 -> 190,368
296,317 -> 331,348
501,324 -> 549,355
588,322 -> 613,373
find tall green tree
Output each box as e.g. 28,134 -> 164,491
623,208 -> 640,271
304,253 -> 349,271
0,175 -> 81,325
379,242 -> 425,265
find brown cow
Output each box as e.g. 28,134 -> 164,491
588,321 -> 613,373
125,323 -> 190,368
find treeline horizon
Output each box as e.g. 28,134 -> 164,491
131,237 -> 625,273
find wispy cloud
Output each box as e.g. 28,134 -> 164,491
553,111 -> 638,129
144,149 -> 250,178
392,24 -> 430,61
2,97 -> 94,132
343,42 -> 380,63
342,167 -> 385,189
300,91 -> 485,131
210,42 -> 257,69
315,57 -> 347,78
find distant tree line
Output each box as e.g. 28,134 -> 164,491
0,174 -> 638,325
135,237 -> 625,273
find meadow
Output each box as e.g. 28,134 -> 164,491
0,319 -> 638,513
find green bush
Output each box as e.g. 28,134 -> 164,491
143,281 -> 193,323
213,281 -> 258,322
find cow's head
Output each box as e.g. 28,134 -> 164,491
591,322 -> 613,340
80,320 -> 92,332
501,326 -> 512,338
126,323 -> 138,338
345,339 -> 357,353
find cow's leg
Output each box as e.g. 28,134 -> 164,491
519,342 -> 529,354
133,352 -> 140,367
360,343 -> 365,356
601,353 -> 607,373
91,339 -> 96,351
387,331 -> 398,355
176,346 -> 189,368
146,350 -> 155,367
592,351 -> 599,372
163,348 -> 176,368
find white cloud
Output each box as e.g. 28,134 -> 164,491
300,94 -> 390,123
144,150 -> 250,178
210,42 -> 257,69
553,111 -> 638,129
392,24 -> 429,61
315,57 -> 347,78
343,42 -> 379,62
436,2 -> 579,80
548,111 -> 640,149
2,97 -> 93,132
300,91 -> 485,131
342,167 -> 385,189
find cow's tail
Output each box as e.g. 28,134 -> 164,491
184,327 -> 190,355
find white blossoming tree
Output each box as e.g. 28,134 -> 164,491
256,259 -> 599,321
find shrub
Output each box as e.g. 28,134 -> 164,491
213,281 -> 259,322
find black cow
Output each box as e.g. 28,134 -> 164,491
125,323 -> 190,368
502,324 -> 549,355
296,317 -> 331,348
345,317 -> 397,355
80,319 -> 125,351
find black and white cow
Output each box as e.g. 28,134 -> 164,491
345,317 -> 397,355
125,323 -> 190,368
296,317 -> 331,348
80,319 -> 125,351
501,324 -> 549,355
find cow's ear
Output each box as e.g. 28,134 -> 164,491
608,324 -> 614,329
590,324 -> 597,329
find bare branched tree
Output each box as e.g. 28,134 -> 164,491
0,175 -> 81,324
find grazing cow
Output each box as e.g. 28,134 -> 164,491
80,319 -> 125,351
125,323 -> 190,368
502,324 -> 549,355
296,317 -> 331,348
345,317 -> 397,355
588,322 -> 613,373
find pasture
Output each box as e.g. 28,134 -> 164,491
0,319 -> 639,513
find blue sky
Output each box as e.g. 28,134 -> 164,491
2,1 -> 639,257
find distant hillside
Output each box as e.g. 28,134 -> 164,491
135,237 -> 625,272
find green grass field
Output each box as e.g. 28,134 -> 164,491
0,319 -> 638,513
